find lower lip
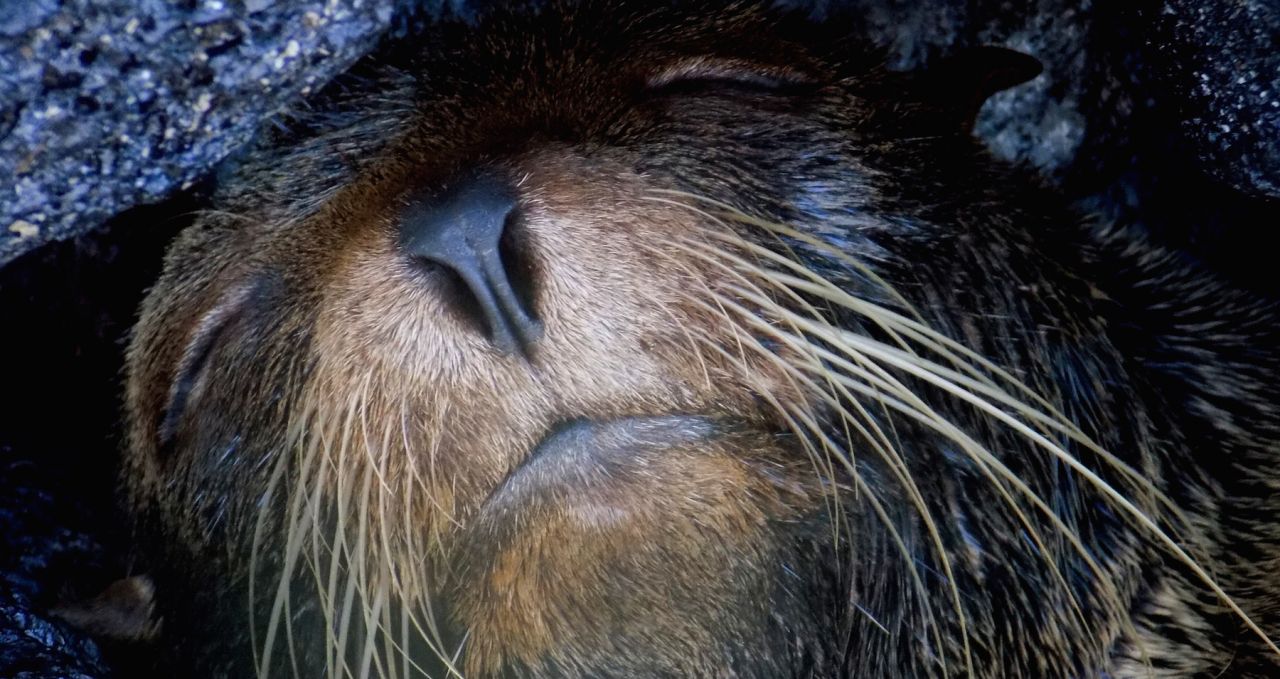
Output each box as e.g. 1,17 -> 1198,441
483,415 -> 720,510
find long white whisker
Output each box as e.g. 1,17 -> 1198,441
647,231 -> 965,676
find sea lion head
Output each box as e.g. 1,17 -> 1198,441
123,1 -> 1276,677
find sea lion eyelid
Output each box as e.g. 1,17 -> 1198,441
644,58 -> 816,93
156,283 -> 254,451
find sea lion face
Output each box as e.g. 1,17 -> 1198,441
123,2 -> 1218,678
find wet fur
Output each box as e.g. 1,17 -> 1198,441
123,1 -> 1280,677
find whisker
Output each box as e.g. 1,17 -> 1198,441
654,191 -> 1277,656
653,201 -> 1128,656
666,193 -> 1181,526
646,231 -> 964,675
686,322 -> 959,676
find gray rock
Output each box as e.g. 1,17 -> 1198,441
805,0 -> 1099,179
0,455 -> 110,679
0,0 -> 447,265
4,0 -> 1277,267
819,0 -> 1278,293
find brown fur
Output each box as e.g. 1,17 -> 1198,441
50,576 -> 160,642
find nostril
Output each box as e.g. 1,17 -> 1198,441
410,259 -> 490,337
497,208 -> 539,326
398,170 -> 543,355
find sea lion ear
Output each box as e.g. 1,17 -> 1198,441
922,46 -> 1043,131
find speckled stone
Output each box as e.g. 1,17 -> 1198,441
4,0 -> 1277,267
808,0 -> 1278,289
0,0 -> 447,265
802,0 -> 1098,179
1149,0 -> 1280,199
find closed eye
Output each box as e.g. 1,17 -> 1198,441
645,58 -> 818,96
157,284 -> 253,453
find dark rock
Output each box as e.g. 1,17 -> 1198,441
1149,0 -> 1280,199
4,0 -> 1278,267
0,198 -> 188,678
806,0 -> 1099,179
821,0 -> 1279,292
0,0 -> 451,265
0,451 -> 112,679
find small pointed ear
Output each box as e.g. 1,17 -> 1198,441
922,46 -> 1043,131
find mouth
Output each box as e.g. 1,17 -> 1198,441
482,415 -> 724,514
465,410 -> 820,557
450,412 -> 823,676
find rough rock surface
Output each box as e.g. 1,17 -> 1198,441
0,450 -> 112,679
3,0 -> 1278,267
822,0 -> 1279,292
1152,0 -> 1280,199
0,0 -> 446,264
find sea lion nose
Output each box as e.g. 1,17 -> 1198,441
399,171 -> 543,355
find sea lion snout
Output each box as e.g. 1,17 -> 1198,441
399,170 -> 543,355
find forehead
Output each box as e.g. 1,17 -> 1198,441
206,1 -> 870,254
412,2 -> 821,86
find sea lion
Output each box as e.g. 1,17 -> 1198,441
122,1 -> 1280,677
